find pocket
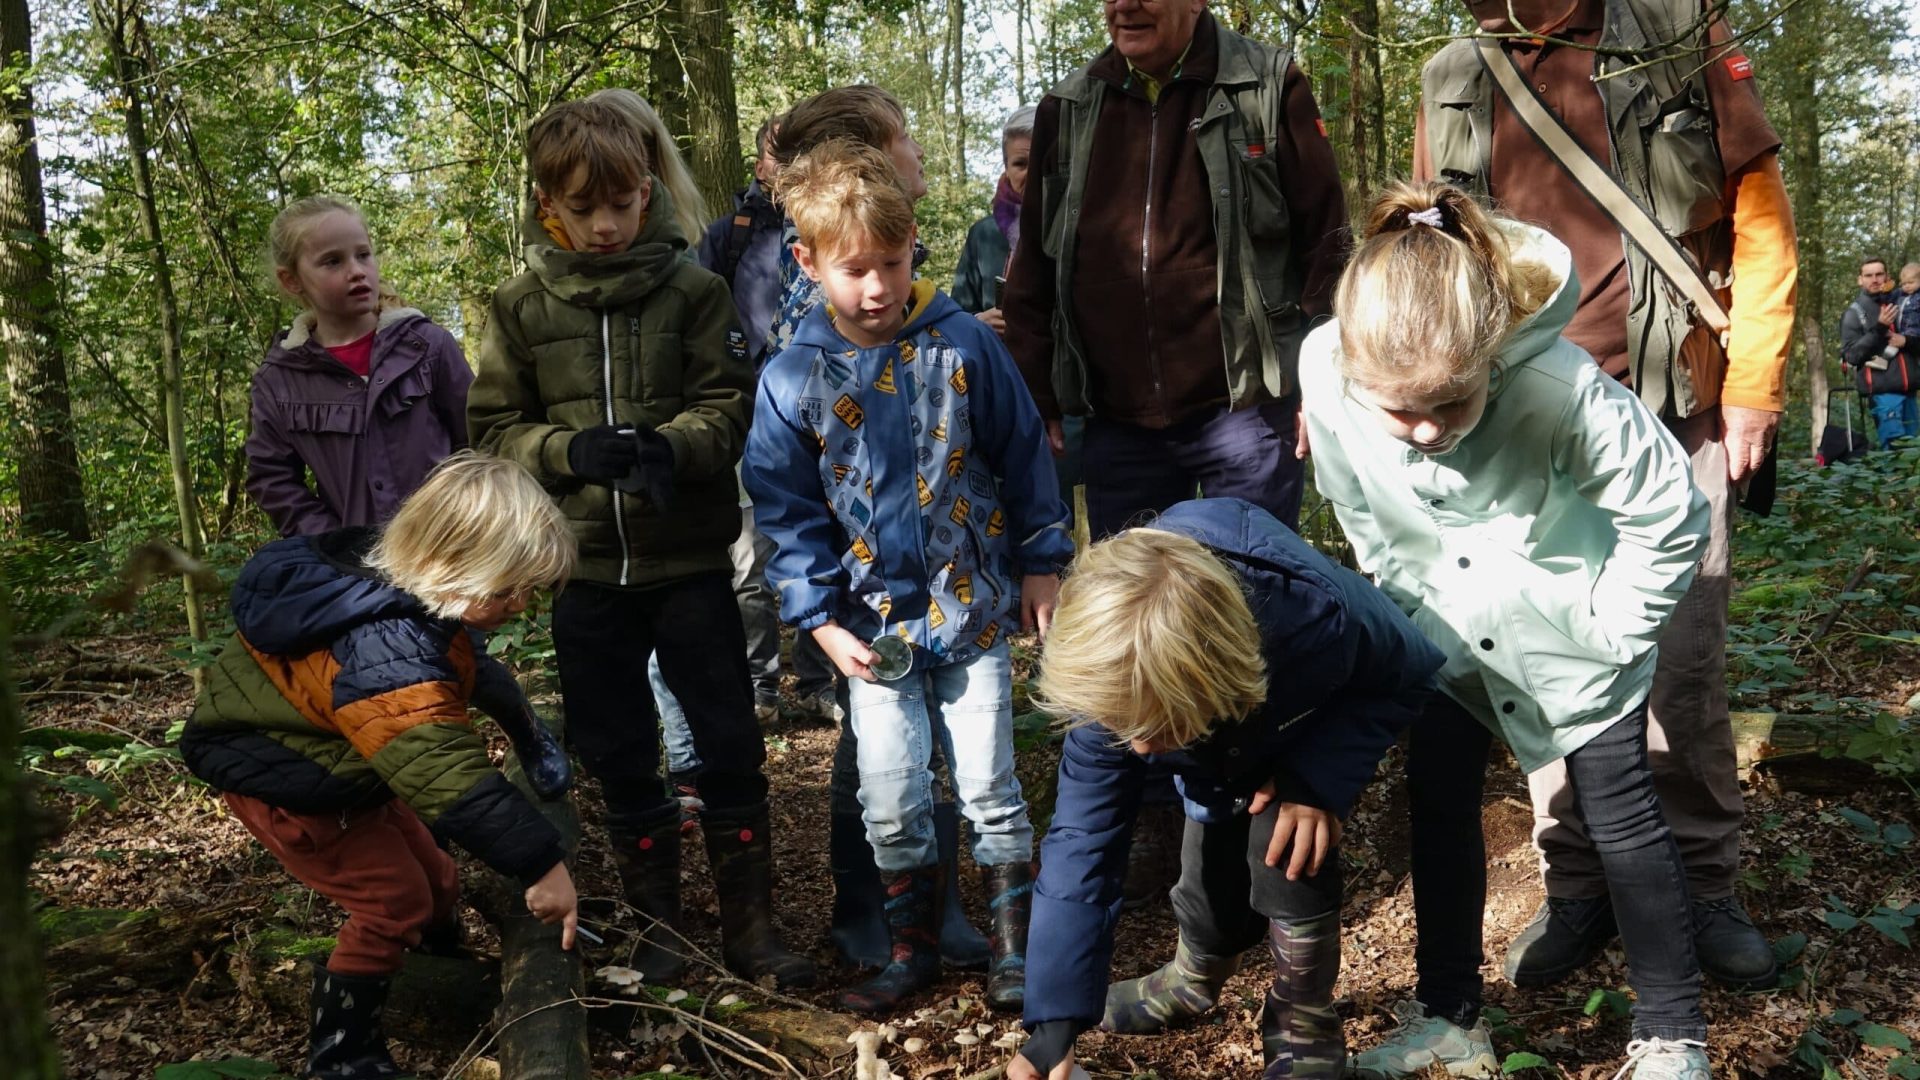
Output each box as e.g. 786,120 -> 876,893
265,806 -> 324,855
376,355 -> 435,419
1235,142 -> 1290,243
1644,104 -> 1723,237
633,330 -> 686,414
1037,173 -> 1069,260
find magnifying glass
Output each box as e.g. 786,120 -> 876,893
868,634 -> 914,682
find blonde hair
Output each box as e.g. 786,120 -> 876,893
770,85 -> 907,165
268,194 -> 406,309
1035,528 -> 1267,749
1334,181 -> 1554,395
778,139 -> 916,256
527,98 -> 651,205
584,89 -> 707,245
366,451 -> 576,619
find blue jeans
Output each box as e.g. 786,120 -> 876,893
845,641 -> 1032,872
1870,391 -> 1919,448
648,653 -> 701,778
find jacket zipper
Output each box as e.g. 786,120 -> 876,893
602,310 -> 630,586
1142,98 -> 1164,422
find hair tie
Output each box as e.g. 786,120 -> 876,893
1407,206 -> 1446,229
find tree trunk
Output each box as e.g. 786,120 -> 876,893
93,0 -> 207,653
948,0 -> 967,184
1781,0 -> 1826,453
0,588 -> 62,1075
647,3 -> 688,151
679,0 -> 740,220
1345,0 -> 1386,213
1,0 -> 88,541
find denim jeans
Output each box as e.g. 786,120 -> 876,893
1409,695 -> 1705,1042
648,653 -> 702,778
1080,396 -> 1303,541
1870,391 -> 1919,448
845,641 -> 1032,872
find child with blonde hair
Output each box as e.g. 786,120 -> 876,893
1301,183 -> 1713,1080
1006,500 -> 1442,1080
181,451 -> 581,1080
744,139 -> 1071,1014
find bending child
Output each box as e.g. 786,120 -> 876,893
1302,184 -> 1713,1080
180,452 -> 580,1080
470,97 -> 815,990
1007,499 -> 1444,1080
743,140 -> 1072,1014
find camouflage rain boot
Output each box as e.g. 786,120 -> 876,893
936,800 -> 991,970
982,861 -> 1034,1011
837,864 -> 942,1015
1101,933 -> 1243,1034
305,966 -> 409,1080
702,801 -> 818,988
1259,912 -> 1344,1079
608,807 -> 689,984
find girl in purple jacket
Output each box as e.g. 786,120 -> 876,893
246,195 -> 473,536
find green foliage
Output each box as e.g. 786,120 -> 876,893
1500,1051 -> 1550,1074
154,1058 -> 287,1080
1582,986 -> 1631,1019
15,727 -> 184,814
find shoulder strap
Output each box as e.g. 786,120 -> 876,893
720,212 -> 754,284
1473,37 -> 1730,337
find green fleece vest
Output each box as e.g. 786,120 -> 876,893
1035,26 -> 1305,415
1420,0 -> 1733,419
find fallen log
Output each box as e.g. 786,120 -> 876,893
42,901 -> 246,998
1732,711 -> 1885,796
229,929 -> 500,1047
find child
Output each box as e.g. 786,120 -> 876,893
468,97 -> 815,990
742,140 -> 1071,1014
1300,184 -> 1713,1080
1872,263 -> 1920,445
248,193 -> 571,801
179,452 -> 581,1080
1005,500 -> 1445,1080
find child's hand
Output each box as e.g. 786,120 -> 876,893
525,861 -> 579,949
812,621 -> 877,681
1021,574 -> 1060,639
1007,1052 -> 1079,1080
1247,781 -> 1343,880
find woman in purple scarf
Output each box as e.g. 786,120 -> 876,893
953,106 -> 1036,330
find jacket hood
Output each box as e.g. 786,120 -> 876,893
789,279 -> 958,351
521,174 -> 689,308
1491,220 -> 1580,375
231,529 -> 428,656
268,306 -> 429,366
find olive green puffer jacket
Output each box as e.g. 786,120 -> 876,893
469,181 -> 753,586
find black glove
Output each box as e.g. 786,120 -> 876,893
566,424 -> 641,483
615,425 -> 675,509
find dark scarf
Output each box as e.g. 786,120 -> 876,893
991,175 -> 1022,252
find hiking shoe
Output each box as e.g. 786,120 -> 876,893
1692,898 -> 1777,991
1616,1037 -> 1710,1080
1502,894 -> 1617,987
753,698 -> 780,725
1348,1001 -> 1499,1079
792,689 -> 843,724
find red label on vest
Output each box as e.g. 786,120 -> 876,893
1314,117 -> 1328,138
1724,55 -> 1754,80
1246,142 -> 1266,158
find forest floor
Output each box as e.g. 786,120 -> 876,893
22,617 -> 1919,1080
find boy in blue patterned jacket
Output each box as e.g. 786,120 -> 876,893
744,140 -> 1072,1016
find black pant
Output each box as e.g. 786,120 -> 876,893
1408,696 -> 1705,1042
1171,802 -> 1343,957
552,574 -> 768,826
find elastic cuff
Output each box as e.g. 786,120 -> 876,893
1019,1020 -> 1081,1074
658,426 -> 694,477
544,429 -> 579,478
794,609 -> 834,632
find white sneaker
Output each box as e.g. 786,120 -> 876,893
1615,1038 -> 1710,1080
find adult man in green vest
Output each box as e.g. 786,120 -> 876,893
1413,0 -> 1797,1008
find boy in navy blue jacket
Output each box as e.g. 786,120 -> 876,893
744,140 -> 1072,1015
1006,499 -> 1443,1080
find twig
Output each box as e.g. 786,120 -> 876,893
1808,549 -> 1877,644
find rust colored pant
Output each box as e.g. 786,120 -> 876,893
224,793 -> 459,976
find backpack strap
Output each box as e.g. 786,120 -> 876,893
719,210 -> 755,285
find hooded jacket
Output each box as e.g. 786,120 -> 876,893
1297,223 -> 1709,771
1021,497 -> 1442,1036
246,307 -> 472,537
179,529 -> 566,886
742,280 -> 1073,666
468,180 -> 753,587
696,180 -> 785,366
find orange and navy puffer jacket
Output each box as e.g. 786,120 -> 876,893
180,528 -> 566,886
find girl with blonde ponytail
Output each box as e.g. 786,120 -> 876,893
1301,182 -> 1721,1080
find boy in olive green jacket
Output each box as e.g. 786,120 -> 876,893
468,96 -> 814,991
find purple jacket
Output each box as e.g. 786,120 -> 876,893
245,307 -> 473,536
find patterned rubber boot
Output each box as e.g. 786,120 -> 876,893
608,808 -> 689,984
982,861 -> 1034,1011
305,966 -> 408,1079
702,801 -> 818,988
493,702 -> 573,801
1259,911 -> 1344,1078
936,800 -> 992,970
837,865 -> 942,1015
1101,934 -> 1243,1034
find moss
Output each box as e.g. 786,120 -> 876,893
249,927 -> 338,962
38,906 -> 150,945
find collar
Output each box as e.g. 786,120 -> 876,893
1090,10 -> 1219,96
282,305 -> 424,350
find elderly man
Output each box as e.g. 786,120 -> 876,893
1000,0 -> 1348,919
1369,3 -> 1796,1065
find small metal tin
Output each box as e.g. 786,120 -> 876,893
868,635 -> 914,681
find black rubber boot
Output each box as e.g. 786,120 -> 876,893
1502,895 -> 1618,988
1259,912 -> 1344,1079
1693,897 -> 1779,990
493,702 -> 572,801
837,865 -> 942,1015
305,966 -> 408,1079
936,800 -> 991,970
703,802 -> 818,988
982,861 -> 1034,1012
608,808 -> 689,984
829,807 -> 891,969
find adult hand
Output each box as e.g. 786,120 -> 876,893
977,307 -> 1008,336
1021,573 -> 1060,640
1007,1052 -> 1078,1080
1721,403 -> 1781,485
1247,780 -> 1342,880
1879,303 -> 1898,327
811,621 -> 877,682
1295,402 -> 1311,460
1045,418 -> 1066,459
525,862 -> 579,950
566,424 -> 640,484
